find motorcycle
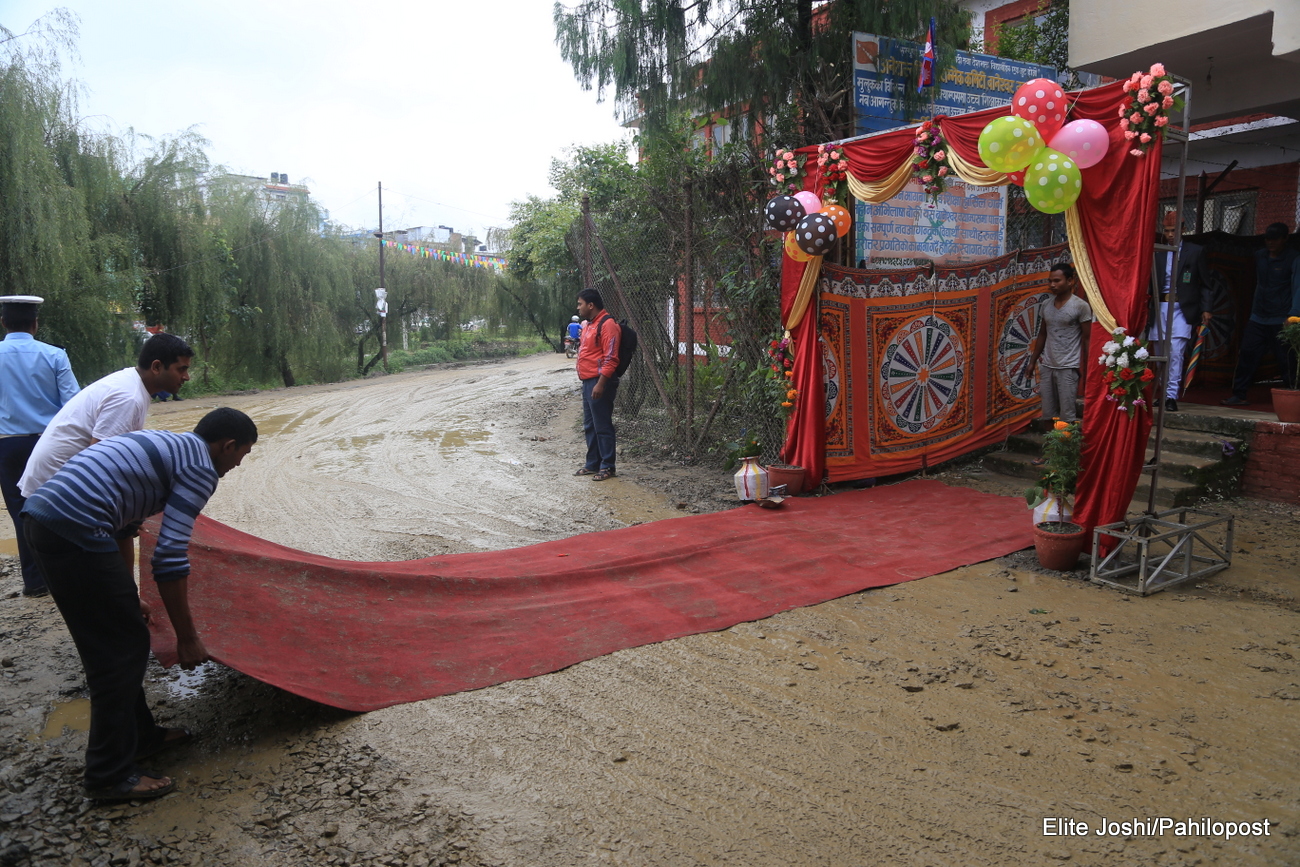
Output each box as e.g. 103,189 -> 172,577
564,336 -> 579,358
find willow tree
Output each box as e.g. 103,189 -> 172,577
2,13 -> 226,379
0,12 -> 129,377
207,190 -> 354,387
554,0 -> 971,148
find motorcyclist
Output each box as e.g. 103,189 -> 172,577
564,315 -> 582,356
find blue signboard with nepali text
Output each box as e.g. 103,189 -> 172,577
852,32 -> 1058,135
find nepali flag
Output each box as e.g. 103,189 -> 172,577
917,17 -> 936,93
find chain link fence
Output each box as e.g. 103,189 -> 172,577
568,160 -> 790,469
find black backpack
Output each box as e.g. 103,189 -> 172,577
596,315 -> 638,378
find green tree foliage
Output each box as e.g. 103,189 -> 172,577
992,0 -> 1077,86
554,0 -> 972,147
500,142 -> 637,349
1,15 -> 511,388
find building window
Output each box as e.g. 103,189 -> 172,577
712,120 -> 731,148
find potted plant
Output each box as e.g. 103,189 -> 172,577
1273,316 -> 1300,423
1024,419 -> 1087,570
723,431 -> 768,501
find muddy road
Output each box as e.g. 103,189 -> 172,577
2,352 -> 1298,866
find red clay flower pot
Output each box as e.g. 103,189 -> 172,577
764,464 -> 806,495
1033,521 -> 1087,571
1273,388 -> 1300,424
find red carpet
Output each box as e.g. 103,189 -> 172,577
140,479 -> 1032,711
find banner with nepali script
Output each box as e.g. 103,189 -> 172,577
819,245 -> 1067,481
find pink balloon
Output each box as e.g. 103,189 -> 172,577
1048,119 -> 1110,169
1005,169 -> 1026,187
793,190 -> 822,215
1011,77 -> 1066,141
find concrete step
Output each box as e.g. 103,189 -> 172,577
1132,472 -> 1202,509
983,447 -> 1047,483
1013,425 -> 1243,460
986,447 -> 1204,509
1004,430 -> 1044,456
1146,427 -> 1244,460
1140,447 -> 1221,485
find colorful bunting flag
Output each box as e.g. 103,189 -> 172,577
378,238 -> 506,272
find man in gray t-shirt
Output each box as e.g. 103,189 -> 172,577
1028,262 -> 1093,423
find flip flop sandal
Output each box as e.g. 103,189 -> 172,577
136,727 -> 193,761
592,469 -> 615,481
85,772 -> 176,802
574,468 -> 597,476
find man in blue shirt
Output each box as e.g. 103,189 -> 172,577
1224,223 -> 1299,405
23,407 -> 257,802
0,295 -> 80,596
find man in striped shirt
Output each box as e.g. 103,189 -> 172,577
22,408 -> 257,802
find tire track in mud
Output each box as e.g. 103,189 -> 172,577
147,359 -> 641,562
6,354 -> 1297,867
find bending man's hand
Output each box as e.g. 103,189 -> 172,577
175,635 -> 210,671
156,577 -> 210,670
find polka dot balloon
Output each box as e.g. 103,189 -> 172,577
1023,148 -> 1082,215
1047,119 -> 1110,169
977,116 -> 1043,173
1011,77 -> 1066,140
784,230 -> 813,262
764,196 -> 806,232
794,213 -> 837,256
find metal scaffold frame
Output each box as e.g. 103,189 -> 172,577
1089,76 -> 1235,596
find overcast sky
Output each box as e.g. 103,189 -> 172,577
4,1 -> 631,242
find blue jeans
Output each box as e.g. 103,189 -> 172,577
0,433 -> 46,594
581,377 -> 619,472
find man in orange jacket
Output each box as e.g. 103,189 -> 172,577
574,288 -> 621,482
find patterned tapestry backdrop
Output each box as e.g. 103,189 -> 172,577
818,244 -> 1069,481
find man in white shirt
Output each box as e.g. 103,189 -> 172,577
19,333 -> 193,499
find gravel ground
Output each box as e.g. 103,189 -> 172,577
2,352 -> 1297,866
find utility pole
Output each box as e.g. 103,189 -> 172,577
373,181 -> 389,371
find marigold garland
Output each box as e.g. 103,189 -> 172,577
767,334 -> 798,415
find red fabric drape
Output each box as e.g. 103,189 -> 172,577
938,109 -> 1003,165
784,80 -> 1153,531
780,256 -> 826,482
842,128 -> 916,179
1064,82 -> 1161,533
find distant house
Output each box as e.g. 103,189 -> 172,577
211,171 -> 312,208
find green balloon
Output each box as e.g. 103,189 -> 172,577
977,116 -> 1043,173
1023,148 -> 1083,214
